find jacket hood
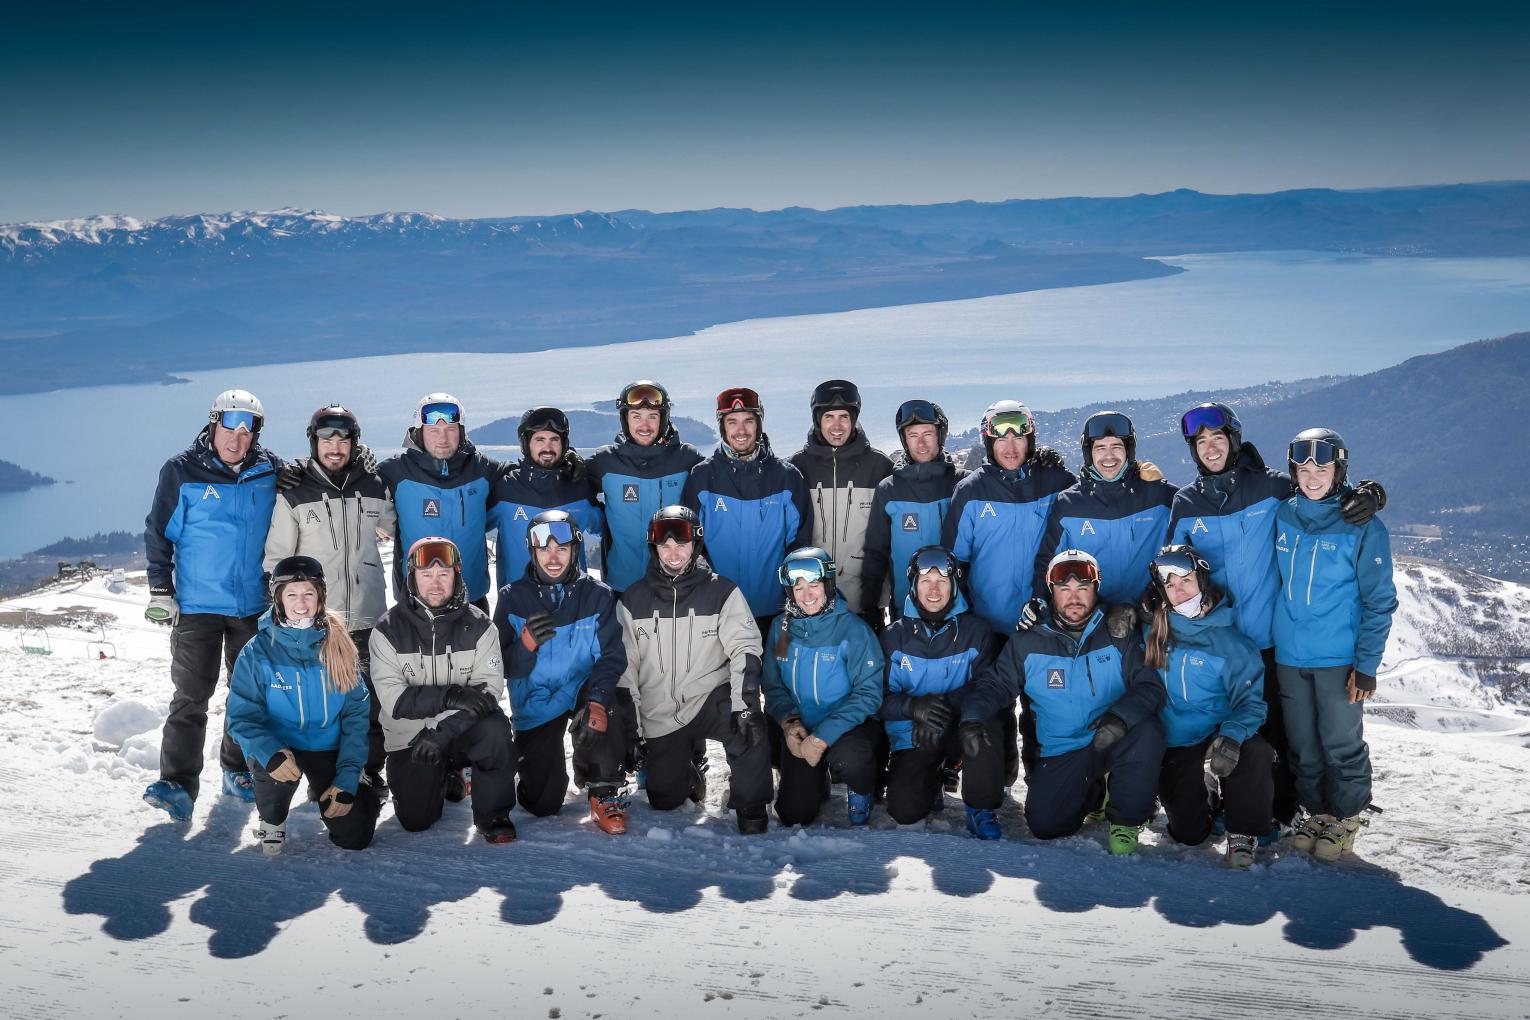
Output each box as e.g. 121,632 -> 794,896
1288,486 -> 1351,529
891,450 -> 959,479
608,428 -> 686,467
798,427 -> 872,463
901,586 -> 972,623
1167,600 -> 1238,641
191,427 -> 270,475
642,551 -> 717,600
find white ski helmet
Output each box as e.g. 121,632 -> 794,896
208,389 -> 265,432
414,392 -> 465,429
1044,548 -> 1101,590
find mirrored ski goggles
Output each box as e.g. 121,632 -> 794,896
1084,412 -> 1133,441
1151,551 -> 1199,583
1046,559 -> 1100,587
1289,439 -> 1346,467
527,520 -> 578,548
218,410 -> 259,432
522,407 -> 569,435
895,399 -> 942,429
716,387 -> 762,416
779,557 -> 828,587
1180,405 -> 1239,438
910,547 -> 957,578
407,539 -> 461,572
648,517 -> 699,545
984,409 -> 1033,437
420,401 -> 462,425
621,384 -> 668,409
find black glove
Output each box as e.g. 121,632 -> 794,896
355,443 -> 378,474
1031,446 -> 1066,470
1138,582 -> 1163,618
573,700 -> 609,752
957,719 -> 990,761
442,682 -> 498,719
276,461 -> 306,492
1089,712 -> 1127,752
1015,596 -> 1046,633
908,694 -> 955,748
1207,735 -> 1241,778
1340,479 -> 1386,525
561,449 -> 586,482
1351,671 -> 1377,692
265,750 -> 292,774
520,612 -> 557,652
1105,602 -> 1137,640
731,708 -> 767,751
409,727 -> 450,765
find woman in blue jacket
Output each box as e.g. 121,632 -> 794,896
762,548 -> 885,827
1143,545 -> 1272,868
227,556 -> 379,855
1274,429 -> 1397,862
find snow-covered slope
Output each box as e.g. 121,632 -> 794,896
2,564 -> 1527,1018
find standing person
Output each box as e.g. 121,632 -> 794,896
142,389 -> 282,820
588,381 -> 704,594
487,406 -> 605,592
377,392 -> 499,612
371,537 -> 519,844
1274,429 -> 1397,861
1033,411 -> 1176,608
264,404 -> 394,794
1168,403 -> 1386,830
879,547 -> 1006,839
962,550 -> 1165,854
1142,546 -> 1273,868
226,557 -> 381,855
495,511 -> 630,834
861,400 -> 966,627
617,506 -> 773,834
787,380 -> 893,628
762,548 -> 884,827
683,387 -> 812,633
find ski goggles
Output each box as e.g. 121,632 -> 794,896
895,399 -> 943,431
716,387 -> 762,416
1180,405 -> 1240,439
420,401 -> 463,426
984,409 -> 1033,437
217,410 -> 259,433
527,519 -> 578,548
407,538 -> 461,572
648,516 -> 700,546
1084,411 -> 1133,442
1046,558 -> 1100,587
1151,549 -> 1200,583
270,555 -> 325,589
621,383 -> 668,410
311,414 -> 358,440
910,546 -> 958,578
1289,438 -> 1346,467
813,380 -> 860,410
779,556 -> 829,587
522,407 -> 569,436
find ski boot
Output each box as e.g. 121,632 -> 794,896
1086,783 -> 1110,824
1225,833 -> 1257,869
941,763 -> 961,794
143,779 -> 194,821
445,767 -> 471,803
965,807 -> 1002,840
1313,815 -> 1365,861
363,768 -> 389,804
589,787 -> 629,835
929,785 -> 945,817
1107,823 -> 1142,856
1291,813 -> 1331,854
688,755 -> 709,804
478,813 -> 518,844
251,820 -> 286,857
847,791 -> 874,826
222,769 -> 256,803
735,805 -> 769,835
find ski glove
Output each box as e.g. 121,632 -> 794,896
354,443 -> 378,474
731,708 -> 767,751
409,727 -> 450,765
1137,582 -> 1163,618
319,786 -> 355,818
561,449 -> 586,482
520,612 -> 557,652
572,701 -> 609,752
1089,713 -> 1128,753
442,682 -> 498,719
145,592 -> 180,628
1347,670 -> 1377,704
908,694 -> 955,748
266,749 -> 301,783
1031,446 -> 1066,470
1340,479 -> 1387,525
957,720 -> 990,761
1135,460 -> 1164,482
1105,603 -> 1137,640
1207,735 -> 1241,778
276,461 -> 306,492
1015,596 -> 1046,634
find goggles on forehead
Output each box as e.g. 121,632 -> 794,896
1046,558 -> 1100,587
1289,439 -> 1346,467
1151,550 -> 1200,583
911,547 -> 957,578
896,399 -> 942,429
420,401 -> 462,426
985,410 -> 1033,437
528,519 -> 578,548
407,539 -> 461,572
218,410 -> 258,433
778,557 -> 828,587
622,384 -> 668,409
1180,405 -> 1239,439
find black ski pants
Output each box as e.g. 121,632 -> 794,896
250,748 -> 382,851
1260,646 -> 1300,825
774,720 -> 880,827
350,627 -> 385,775
515,691 -> 634,817
160,611 -> 259,799
386,713 -> 517,831
644,683 -> 773,813
1024,715 -> 1165,840
885,713 -> 1007,824
1158,733 -> 1274,845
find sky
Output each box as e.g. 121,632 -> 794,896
3,1 -> 1529,223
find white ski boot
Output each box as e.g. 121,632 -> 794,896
1313,815 -> 1365,861
252,821 -> 286,857
1225,833 -> 1257,869
1291,813 -> 1330,854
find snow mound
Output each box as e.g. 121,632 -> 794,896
93,700 -> 164,747
117,731 -> 162,770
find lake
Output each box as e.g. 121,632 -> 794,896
3,249 -> 1529,559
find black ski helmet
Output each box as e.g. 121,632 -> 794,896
307,405 -> 360,458
894,399 -> 949,458
269,555 -> 327,622
647,505 -> 704,572
1081,410 -> 1136,466
1180,402 -> 1242,472
525,509 -> 583,583
810,380 -> 862,433
617,381 -> 672,443
778,546 -> 838,605
518,406 -> 571,462
1288,427 -> 1349,495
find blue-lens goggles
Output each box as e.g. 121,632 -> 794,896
421,401 -> 462,425
778,558 -> 828,587
911,547 -> 957,578
1180,405 -> 1239,439
528,520 -> 578,548
218,410 -> 258,432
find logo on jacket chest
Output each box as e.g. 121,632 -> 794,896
1079,520 -> 1097,536
202,486 -> 221,501
1190,517 -> 1208,536
1276,531 -> 1290,553
900,512 -> 920,531
422,498 -> 441,518
268,671 -> 294,692
513,506 -> 530,521
305,509 -> 321,525
980,502 -> 997,519
1187,655 -> 1207,669
622,484 -> 640,503
401,663 -> 417,682
896,654 -> 914,671
1046,667 -> 1066,689
714,497 -> 729,512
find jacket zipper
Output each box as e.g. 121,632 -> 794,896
296,668 -> 307,727
429,615 -> 440,685
1179,654 -> 1188,701
321,671 -> 331,728
1306,541 -> 1319,606
670,588 -> 682,727
1286,535 -> 1300,601
812,647 -> 820,703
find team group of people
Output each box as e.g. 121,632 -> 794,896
140,378 -> 1398,867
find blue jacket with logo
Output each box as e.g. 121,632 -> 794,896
942,457 -> 1076,633
378,434 -> 499,603
861,453 -> 966,617
1035,465 -> 1176,606
494,565 -> 626,732
878,590 -> 996,752
1274,488 -> 1397,675
964,605 -> 1164,758
487,461 -> 606,592
145,429 -> 281,617
683,437 -> 812,617
761,597 -> 884,747
1155,602 -> 1267,748
588,430 -> 704,593
225,610 -> 371,794
1167,443 -> 1291,649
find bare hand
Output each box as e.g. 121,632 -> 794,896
320,785 -> 352,818
800,735 -> 828,768
270,750 -> 301,783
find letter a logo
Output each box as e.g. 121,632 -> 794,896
1190,517 -> 1208,536
900,513 -> 919,532
1047,668 -> 1066,689
715,497 -> 728,512
202,485 -> 221,500
622,484 -> 639,503
1079,520 -> 1096,536
980,502 -> 996,519
513,506 -> 529,521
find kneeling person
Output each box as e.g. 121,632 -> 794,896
372,537 -> 518,843
496,511 -> 630,834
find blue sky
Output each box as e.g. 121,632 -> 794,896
3,1 -> 1528,222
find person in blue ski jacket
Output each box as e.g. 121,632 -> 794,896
761,548 -> 884,827
378,392 -> 500,610
1034,411 -> 1176,607
142,389 -> 283,821
1273,428 -> 1397,862
861,400 -> 967,627
487,406 -> 605,592
963,549 -> 1165,854
878,546 -> 1005,838
684,386 -> 812,629
226,556 -> 380,854
1142,545 -> 1272,868
587,381 -> 704,594
494,511 -> 630,834
1166,402 -> 1387,828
